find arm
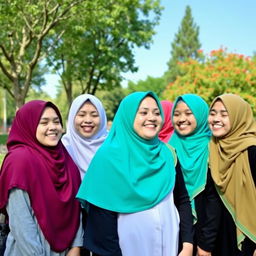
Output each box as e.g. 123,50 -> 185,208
173,160 -> 193,256
7,189 -> 45,255
67,212 -> 84,256
84,203 -> 122,256
197,170 -> 222,254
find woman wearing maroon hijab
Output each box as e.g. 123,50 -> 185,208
158,100 -> 174,143
0,100 -> 82,256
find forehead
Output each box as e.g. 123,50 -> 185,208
174,100 -> 190,110
138,96 -> 158,108
211,100 -> 227,110
40,107 -> 58,118
79,101 -> 98,111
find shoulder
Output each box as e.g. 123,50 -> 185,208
3,147 -> 32,167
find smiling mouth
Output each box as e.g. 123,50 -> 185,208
212,124 -> 224,128
178,123 -> 190,129
46,133 -> 58,137
82,126 -> 94,132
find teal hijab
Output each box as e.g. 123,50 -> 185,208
169,94 -> 211,221
76,91 -> 176,213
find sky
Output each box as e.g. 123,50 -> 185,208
44,0 -> 256,97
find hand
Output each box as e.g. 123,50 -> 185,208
197,246 -> 211,256
66,246 -> 80,256
178,242 -> 193,256
253,249 -> 256,256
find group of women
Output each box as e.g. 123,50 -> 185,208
0,89 -> 255,256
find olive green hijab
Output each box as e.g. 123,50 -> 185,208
76,91 -> 176,213
209,93 -> 256,248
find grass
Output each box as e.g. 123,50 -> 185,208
0,154 -> 5,165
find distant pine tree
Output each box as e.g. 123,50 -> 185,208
165,6 -> 201,83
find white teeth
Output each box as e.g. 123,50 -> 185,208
179,124 -> 188,128
213,124 -> 223,128
145,124 -> 156,127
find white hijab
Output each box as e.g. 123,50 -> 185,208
62,94 -> 108,180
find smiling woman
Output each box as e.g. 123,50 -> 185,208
76,91 -> 194,256
0,100 -> 83,256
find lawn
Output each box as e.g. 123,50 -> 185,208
0,154 -> 5,165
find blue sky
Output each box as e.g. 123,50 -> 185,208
45,0 -> 256,96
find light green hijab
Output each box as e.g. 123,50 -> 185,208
76,91 -> 176,213
169,94 -> 211,221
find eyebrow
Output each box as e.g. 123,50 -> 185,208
40,116 -> 60,121
78,110 -> 98,113
210,109 -> 228,113
139,107 -> 159,111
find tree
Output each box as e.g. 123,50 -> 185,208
127,76 -> 165,98
97,87 -> 127,121
162,48 -> 256,115
164,5 -> 201,83
0,0 -> 83,108
45,0 -> 162,106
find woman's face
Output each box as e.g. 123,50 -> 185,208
208,100 -> 231,138
133,96 -> 162,140
74,101 -> 100,138
172,101 -> 197,136
36,107 -> 63,147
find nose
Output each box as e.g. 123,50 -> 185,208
83,116 -> 92,123
211,113 -> 221,123
49,122 -> 58,130
178,113 -> 186,122
148,112 -> 157,121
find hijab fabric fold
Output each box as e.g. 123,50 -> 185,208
158,100 -> 174,142
77,91 -> 176,213
169,94 -> 211,221
0,100 -> 81,252
209,94 -> 256,248
62,94 -> 108,180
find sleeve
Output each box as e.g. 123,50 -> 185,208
248,145 -> 256,186
71,212 -> 84,247
173,160 -> 194,244
84,203 -> 122,256
7,189 -> 45,255
244,146 -> 256,252
196,170 -> 222,252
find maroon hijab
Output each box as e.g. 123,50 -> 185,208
158,100 -> 174,143
0,100 -> 81,252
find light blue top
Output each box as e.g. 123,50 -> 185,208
4,189 -> 83,256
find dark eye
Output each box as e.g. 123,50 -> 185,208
39,122 -> 48,126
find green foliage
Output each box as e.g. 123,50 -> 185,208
0,134 -> 8,145
165,6 -> 201,83
0,154 -> 5,165
162,48 -> 256,115
45,0 -> 162,105
97,87 -> 128,121
0,0 -> 84,108
127,76 -> 165,98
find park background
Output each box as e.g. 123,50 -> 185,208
0,0 -> 256,161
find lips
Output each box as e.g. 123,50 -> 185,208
211,123 -> 223,129
46,133 -> 58,137
82,126 -> 94,132
177,123 -> 190,129
144,124 -> 157,128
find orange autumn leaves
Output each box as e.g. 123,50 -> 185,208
163,48 -> 256,115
